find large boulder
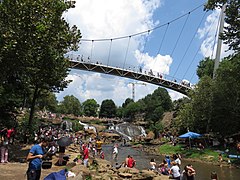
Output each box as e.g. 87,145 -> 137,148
118,172 -> 132,178
144,131 -> 155,142
71,164 -> 90,177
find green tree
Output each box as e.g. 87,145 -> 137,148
150,106 -> 164,125
196,57 -> 214,79
191,76 -> 214,133
99,99 -> 116,118
205,0 -> 240,53
174,102 -> 194,133
0,0 -> 81,127
173,97 -> 190,111
36,92 -> 58,112
116,107 -> 124,118
122,98 -> 134,108
212,53 -> 240,136
142,87 -> 173,123
124,101 -> 142,120
59,95 -> 82,116
82,99 -> 99,117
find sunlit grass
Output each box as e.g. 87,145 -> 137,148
158,144 -> 223,162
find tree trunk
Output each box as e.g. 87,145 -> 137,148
28,86 -> 39,128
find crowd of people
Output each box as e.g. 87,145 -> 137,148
23,125 -> 110,180
148,154 -> 196,180
0,125 -> 227,180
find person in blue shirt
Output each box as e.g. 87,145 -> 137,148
26,137 -> 49,180
165,155 -> 171,168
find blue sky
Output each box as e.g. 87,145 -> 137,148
56,0 -> 230,106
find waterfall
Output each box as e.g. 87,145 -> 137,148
109,122 -> 146,140
79,121 -> 97,133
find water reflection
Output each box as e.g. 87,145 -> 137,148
102,144 -> 240,180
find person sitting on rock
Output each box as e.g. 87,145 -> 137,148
149,158 -> 157,171
127,156 -> 136,168
158,163 -> 169,175
170,161 -> 181,180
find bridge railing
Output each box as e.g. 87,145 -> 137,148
67,54 -> 193,91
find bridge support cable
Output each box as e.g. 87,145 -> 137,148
107,39 -> 113,67
173,11 -> 207,80
139,30 -> 150,61
186,14 -> 219,82
170,12 -> 190,57
90,40 -> 94,62
122,36 -> 132,72
80,3 -> 204,43
156,23 -> 169,55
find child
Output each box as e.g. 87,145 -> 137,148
218,153 -> 223,167
100,150 -> 104,159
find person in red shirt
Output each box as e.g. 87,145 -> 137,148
83,144 -> 89,167
127,156 -> 136,168
6,128 -> 15,144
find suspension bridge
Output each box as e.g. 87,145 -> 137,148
66,2 -> 220,96
69,58 -> 191,95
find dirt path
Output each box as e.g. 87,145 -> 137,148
0,144 -> 79,180
0,162 -> 59,180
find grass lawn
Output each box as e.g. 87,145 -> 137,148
158,144 -> 226,163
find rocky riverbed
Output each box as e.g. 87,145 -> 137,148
0,143 -> 169,180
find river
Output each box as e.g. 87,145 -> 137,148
102,144 -> 240,180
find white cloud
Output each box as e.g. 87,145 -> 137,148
57,0 -> 184,106
198,9 -> 233,59
135,50 -> 173,76
59,71 -> 132,106
168,90 -> 186,101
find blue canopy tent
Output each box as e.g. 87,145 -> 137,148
179,131 -> 201,148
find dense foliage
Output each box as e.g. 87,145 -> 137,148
176,53 -> 240,136
174,1 -> 240,137
0,0 -> 81,127
99,99 -> 117,118
197,57 -> 214,78
82,99 -> 99,117
205,0 -> 240,53
58,95 -> 82,116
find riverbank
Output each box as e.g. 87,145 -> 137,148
141,142 -> 240,169
0,143 -> 169,180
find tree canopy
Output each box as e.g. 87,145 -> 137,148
197,57 -> 214,79
59,95 -> 82,116
176,53 -> 240,136
0,0 -> 81,127
205,0 -> 240,53
82,99 -> 99,117
99,99 -> 117,118
173,1 -> 240,137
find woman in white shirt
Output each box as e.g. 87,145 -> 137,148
170,162 -> 181,180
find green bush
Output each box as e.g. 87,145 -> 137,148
72,121 -> 83,132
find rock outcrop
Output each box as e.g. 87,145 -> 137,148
67,157 -> 169,180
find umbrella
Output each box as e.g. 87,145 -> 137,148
57,137 -> 72,147
179,131 -> 201,148
179,131 -> 201,138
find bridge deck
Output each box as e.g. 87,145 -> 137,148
70,60 -> 191,95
